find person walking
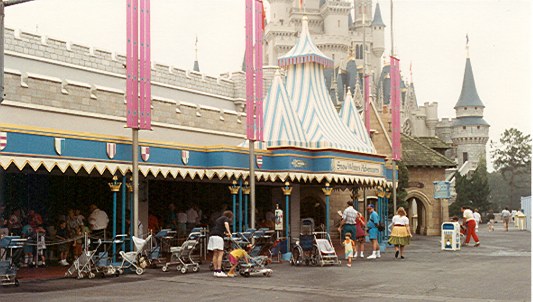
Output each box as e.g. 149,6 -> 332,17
366,204 -> 381,259
354,212 -> 366,258
473,209 -> 482,232
388,207 -> 412,259
461,206 -> 480,247
208,210 -> 233,278
501,207 -> 511,231
342,233 -> 355,267
337,201 -> 358,241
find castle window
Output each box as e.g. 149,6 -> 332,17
462,126 -> 466,130
280,19 -> 284,26
463,152 -> 468,163
475,107 -> 478,110
464,107 -> 467,110
477,126 -> 480,129
332,54 -> 335,60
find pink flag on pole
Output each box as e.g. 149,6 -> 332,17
126,0 -> 138,128
139,0 -> 146,129
132,0 -> 139,128
245,0 -> 254,140
139,0 -> 151,130
390,56 -> 402,161
255,0 -> 264,142
364,75 -> 371,135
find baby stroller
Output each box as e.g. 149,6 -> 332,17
162,230 -> 202,274
313,232 -> 340,266
290,218 -> 318,266
117,235 -> 152,275
0,236 -> 27,286
66,234 -> 110,279
238,255 -> 273,277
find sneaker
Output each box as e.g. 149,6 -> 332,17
360,254 -> 364,258
346,263 -> 351,267
395,251 -> 399,258
367,254 -> 377,259
213,272 -> 218,277
217,271 -> 228,278
474,242 -> 480,247
227,273 -> 235,278
376,253 -> 381,258
60,260 -> 69,266
400,256 -> 405,259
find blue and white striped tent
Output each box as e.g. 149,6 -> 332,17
270,16 -> 374,154
339,90 -> 375,151
262,70 -> 310,148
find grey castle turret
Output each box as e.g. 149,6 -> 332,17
449,55 -> 490,170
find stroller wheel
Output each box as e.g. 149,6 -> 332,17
117,269 -> 124,275
180,267 -> 188,274
192,266 -> 199,273
88,272 -> 96,279
135,268 -> 144,275
162,266 -> 168,272
243,272 -> 250,278
15,279 -> 20,287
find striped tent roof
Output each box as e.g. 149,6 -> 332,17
278,16 -> 333,69
262,70 -> 310,148
339,90 -> 375,151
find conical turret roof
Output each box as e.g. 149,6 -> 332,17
372,3 -> 386,27
278,16 -> 333,68
454,58 -> 484,108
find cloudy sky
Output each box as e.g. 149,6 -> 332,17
5,0 -> 532,169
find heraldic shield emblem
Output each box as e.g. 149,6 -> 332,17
0,132 -> 6,151
106,143 -> 116,159
256,155 -> 263,169
54,138 -> 65,155
181,150 -> 189,165
141,146 -> 150,161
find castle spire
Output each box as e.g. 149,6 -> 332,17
193,35 -> 200,72
454,54 -> 484,109
372,2 -> 386,27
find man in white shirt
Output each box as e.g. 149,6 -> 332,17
337,201 -> 358,242
88,204 -> 109,238
461,206 -> 479,247
186,206 -> 199,232
501,207 -> 511,231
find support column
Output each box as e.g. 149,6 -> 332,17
238,179 -> 243,232
126,177 -> 134,251
108,176 -> 122,263
228,181 -> 240,232
242,181 -> 250,230
281,182 -> 292,258
121,175 -> 127,252
322,183 -> 333,235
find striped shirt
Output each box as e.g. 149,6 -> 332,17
342,206 -> 358,225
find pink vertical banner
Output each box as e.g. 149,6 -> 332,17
132,0 -> 139,128
126,0 -> 137,128
138,0 -> 151,130
390,56 -> 402,161
139,0 -> 146,129
255,0 -> 264,141
143,0 -> 151,130
245,0 -> 254,140
364,75 -> 371,135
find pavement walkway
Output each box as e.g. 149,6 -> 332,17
2,222 -> 530,301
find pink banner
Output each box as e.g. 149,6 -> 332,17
132,0 -> 139,128
364,75 -> 371,135
255,0 -> 264,141
245,0 -> 254,140
139,0 -> 145,129
138,0 -> 151,130
390,56 -> 402,161
126,0 -> 137,128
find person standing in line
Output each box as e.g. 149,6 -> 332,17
354,212 -> 366,258
165,203 -> 178,231
461,206 -> 480,247
177,209 -> 188,237
366,204 -> 381,259
501,207 -> 511,232
388,207 -> 412,259
88,204 -> 109,239
337,201 -> 358,241
208,210 -> 233,278
186,205 -> 199,233
473,209 -> 482,232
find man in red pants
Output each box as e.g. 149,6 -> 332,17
461,206 -> 480,247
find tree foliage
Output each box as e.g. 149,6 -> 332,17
490,128 -> 531,208
396,160 -> 409,209
450,159 -> 491,216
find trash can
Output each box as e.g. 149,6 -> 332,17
516,212 -> 526,230
441,222 -> 461,251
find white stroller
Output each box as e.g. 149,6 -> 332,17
117,235 -> 152,275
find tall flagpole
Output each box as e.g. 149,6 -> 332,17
390,0 -> 397,212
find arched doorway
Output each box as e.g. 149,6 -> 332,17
405,190 -> 432,235
300,196 -> 325,229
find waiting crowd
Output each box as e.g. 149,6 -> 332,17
0,204 -> 110,267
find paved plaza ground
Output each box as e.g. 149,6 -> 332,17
1,223 -> 530,301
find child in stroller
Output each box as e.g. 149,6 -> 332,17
227,244 -> 272,278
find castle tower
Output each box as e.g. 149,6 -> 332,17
354,0 -> 373,27
450,47 -> 490,170
193,36 -> 200,72
369,2 -> 385,77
